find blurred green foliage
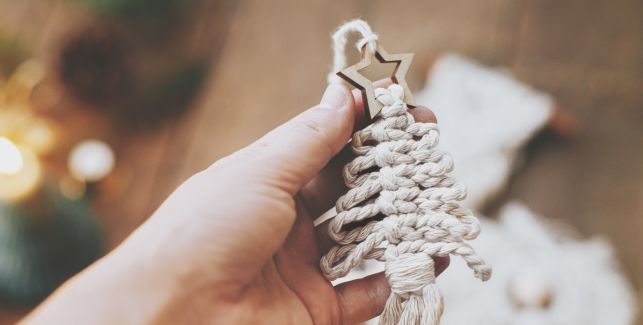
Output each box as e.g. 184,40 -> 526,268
0,33 -> 30,76
0,189 -> 103,307
72,0 -> 183,21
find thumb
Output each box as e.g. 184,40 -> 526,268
335,257 -> 450,324
222,83 -> 355,196
164,84 -> 355,284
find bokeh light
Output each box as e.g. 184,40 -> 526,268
0,137 -> 22,175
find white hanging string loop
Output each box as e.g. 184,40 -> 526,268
327,19 -> 378,84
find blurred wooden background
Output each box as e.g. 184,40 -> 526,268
1,0 -> 642,323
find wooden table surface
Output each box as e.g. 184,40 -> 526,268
1,0 -> 642,323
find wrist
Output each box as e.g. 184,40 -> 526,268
24,244 -> 187,324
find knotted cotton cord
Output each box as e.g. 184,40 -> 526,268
327,19 -> 378,84
320,20 -> 491,325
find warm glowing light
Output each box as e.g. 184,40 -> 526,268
0,137 -> 23,175
59,175 -> 86,200
69,140 -> 115,182
0,143 -> 42,203
21,118 -> 58,155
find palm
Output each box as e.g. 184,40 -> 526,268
226,193 -> 345,324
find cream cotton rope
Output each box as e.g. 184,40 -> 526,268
319,20 -> 492,325
327,19 -> 378,84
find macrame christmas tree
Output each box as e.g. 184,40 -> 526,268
318,20 -> 492,325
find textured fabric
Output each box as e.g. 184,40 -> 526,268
415,54 -> 554,209
439,202 -> 637,325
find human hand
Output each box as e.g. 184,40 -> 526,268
24,82 -> 448,325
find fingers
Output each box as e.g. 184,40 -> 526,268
301,105 -> 437,221
336,256 -> 449,324
336,272 -> 390,324
435,256 -> 450,276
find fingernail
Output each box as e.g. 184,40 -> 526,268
320,84 -> 349,109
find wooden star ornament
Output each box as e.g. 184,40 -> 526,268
336,44 -> 415,120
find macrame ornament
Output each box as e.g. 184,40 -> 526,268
317,20 -> 492,325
